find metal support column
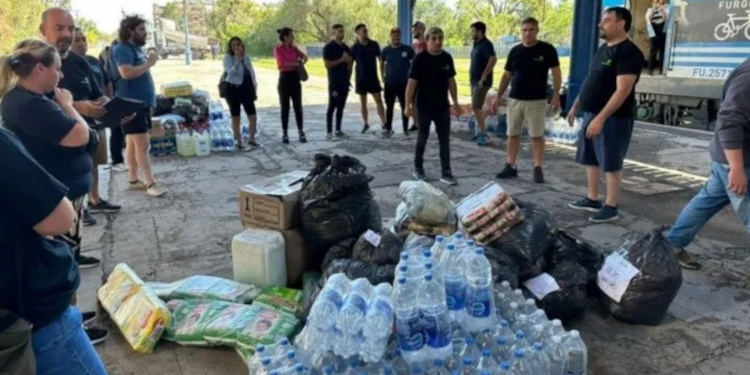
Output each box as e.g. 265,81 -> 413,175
183,0 -> 192,65
566,0 -> 602,112
397,0 -> 413,45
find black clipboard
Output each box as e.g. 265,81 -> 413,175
99,97 -> 144,128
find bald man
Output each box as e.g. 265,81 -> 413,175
40,7 -> 111,346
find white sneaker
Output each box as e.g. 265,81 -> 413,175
146,183 -> 167,197
111,163 -> 128,172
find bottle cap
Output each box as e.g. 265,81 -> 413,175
462,356 -> 473,365
514,349 -> 524,358
398,278 -> 407,285
447,244 -> 455,251
496,336 -> 506,345
424,273 -> 433,281
500,361 -> 510,370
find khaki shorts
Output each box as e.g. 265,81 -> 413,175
471,84 -> 491,110
507,99 -> 547,137
92,129 -> 108,165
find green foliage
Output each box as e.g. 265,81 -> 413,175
0,0 -> 47,54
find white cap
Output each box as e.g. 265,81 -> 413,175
510,302 -> 519,309
552,335 -> 562,343
570,330 -> 580,338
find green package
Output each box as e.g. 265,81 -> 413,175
253,286 -> 304,317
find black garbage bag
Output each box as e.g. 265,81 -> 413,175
352,230 -> 403,265
549,230 -> 604,296
484,246 -> 520,288
320,237 -> 357,271
490,202 -> 557,279
153,95 -> 174,116
323,258 -> 395,285
602,228 -> 683,325
300,154 -> 382,252
529,261 -> 589,322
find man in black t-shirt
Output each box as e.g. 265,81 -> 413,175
40,7 -> 105,268
381,27 -> 415,136
323,24 -> 353,138
72,27 -> 122,225
469,21 -> 497,146
351,23 -> 386,134
405,27 -> 462,186
494,17 -> 561,184
567,7 -> 645,223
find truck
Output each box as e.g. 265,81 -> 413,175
147,17 -> 215,60
627,0 -> 749,130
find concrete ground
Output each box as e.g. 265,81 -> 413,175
77,67 -> 750,375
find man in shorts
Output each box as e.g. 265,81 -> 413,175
566,7 -> 644,222
469,21 -> 497,146
494,17 -> 561,183
352,23 -> 386,134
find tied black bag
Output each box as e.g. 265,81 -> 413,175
218,72 -> 229,99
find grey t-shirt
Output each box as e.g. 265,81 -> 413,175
710,59 -> 750,166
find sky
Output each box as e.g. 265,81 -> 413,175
70,0 -> 461,33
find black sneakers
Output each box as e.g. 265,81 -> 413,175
568,198 -> 604,212
282,134 -> 289,144
589,205 -> 620,223
88,199 -> 121,214
82,210 -> 97,227
495,164 -> 518,179
299,132 -> 307,143
85,327 -> 109,346
440,174 -> 458,186
533,166 -> 545,184
77,255 -> 101,269
413,170 -> 426,181
82,311 -> 97,326
361,123 -> 370,134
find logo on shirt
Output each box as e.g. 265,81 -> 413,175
442,65 -> 451,71
534,55 -> 544,62
602,59 -> 613,66
402,51 -> 408,58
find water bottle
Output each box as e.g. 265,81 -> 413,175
458,336 -> 478,362
253,357 -> 273,375
510,331 -> 529,354
496,280 -> 513,295
513,314 -> 530,334
345,357 -> 360,375
505,303 -> 521,326
390,349 -> 409,374
527,324 -> 547,345
476,349 -> 497,373
521,299 -> 537,315
364,283 -> 394,340
458,356 -> 475,375
381,364 -> 395,375
510,349 -> 530,375
547,335 -> 567,375
394,278 -> 425,363
564,330 -> 587,375
442,245 -> 466,323
548,319 -> 565,339
475,328 -> 494,349
492,319 -> 513,340
464,249 -> 496,332
509,289 -> 526,304
426,359 -> 449,375
410,364 -> 425,375
528,308 -> 548,327
497,361 -> 511,374
450,232 -> 465,249
431,236 -> 446,262
493,336 -> 511,364
421,273 -> 452,361
322,365 -> 336,375
309,274 -> 350,330
529,342 -> 550,374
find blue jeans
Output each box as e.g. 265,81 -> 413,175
668,162 -> 750,248
32,307 -> 108,375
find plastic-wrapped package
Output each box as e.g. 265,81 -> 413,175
147,275 -> 261,303
253,286 -> 304,317
397,180 -> 457,226
97,263 -> 171,353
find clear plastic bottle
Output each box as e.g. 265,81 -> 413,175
309,274 -> 350,330
493,319 -> 513,340
497,280 -> 513,295
510,331 -> 529,354
493,336 -> 512,363
442,245 -> 466,323
513,314 -> 530,334
528,342 -> 550,374
547,335 -> 567,375
364,283 -> 394,340
390,349 -> 409,374
475,328 -> 494,349
564,330 -> 587,375
476,349 -> 497,374
505,302 -> 521,326
528,324 -> 547,345
426,359 -> 449,375
464,249 -> 496,332
521,299 -> 537,315
509,349 -> 530,375
394,278 -> 425,363
510,289 -> 526,304
458,356 -> 475,375
458,336 -> 478,362
497,361 -> 511,374
431,236 -> 446,263
548,319 -> 565,339
420,273 -> 453,362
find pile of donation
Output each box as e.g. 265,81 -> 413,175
97,153 -> 684,374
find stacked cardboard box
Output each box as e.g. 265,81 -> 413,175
237,170 -> 311,286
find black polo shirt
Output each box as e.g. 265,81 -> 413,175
351,39 -> 381,83
323,40 -> 353,88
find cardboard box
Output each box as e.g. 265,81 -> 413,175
242,223 -> 311,287
238,170 -> 308,231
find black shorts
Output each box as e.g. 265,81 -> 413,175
575,112 -> 634,172
122,108 -> 152,135
225,84 -> 257,117
356,78 -> 382,95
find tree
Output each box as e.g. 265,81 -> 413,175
0,0 -> 48,54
